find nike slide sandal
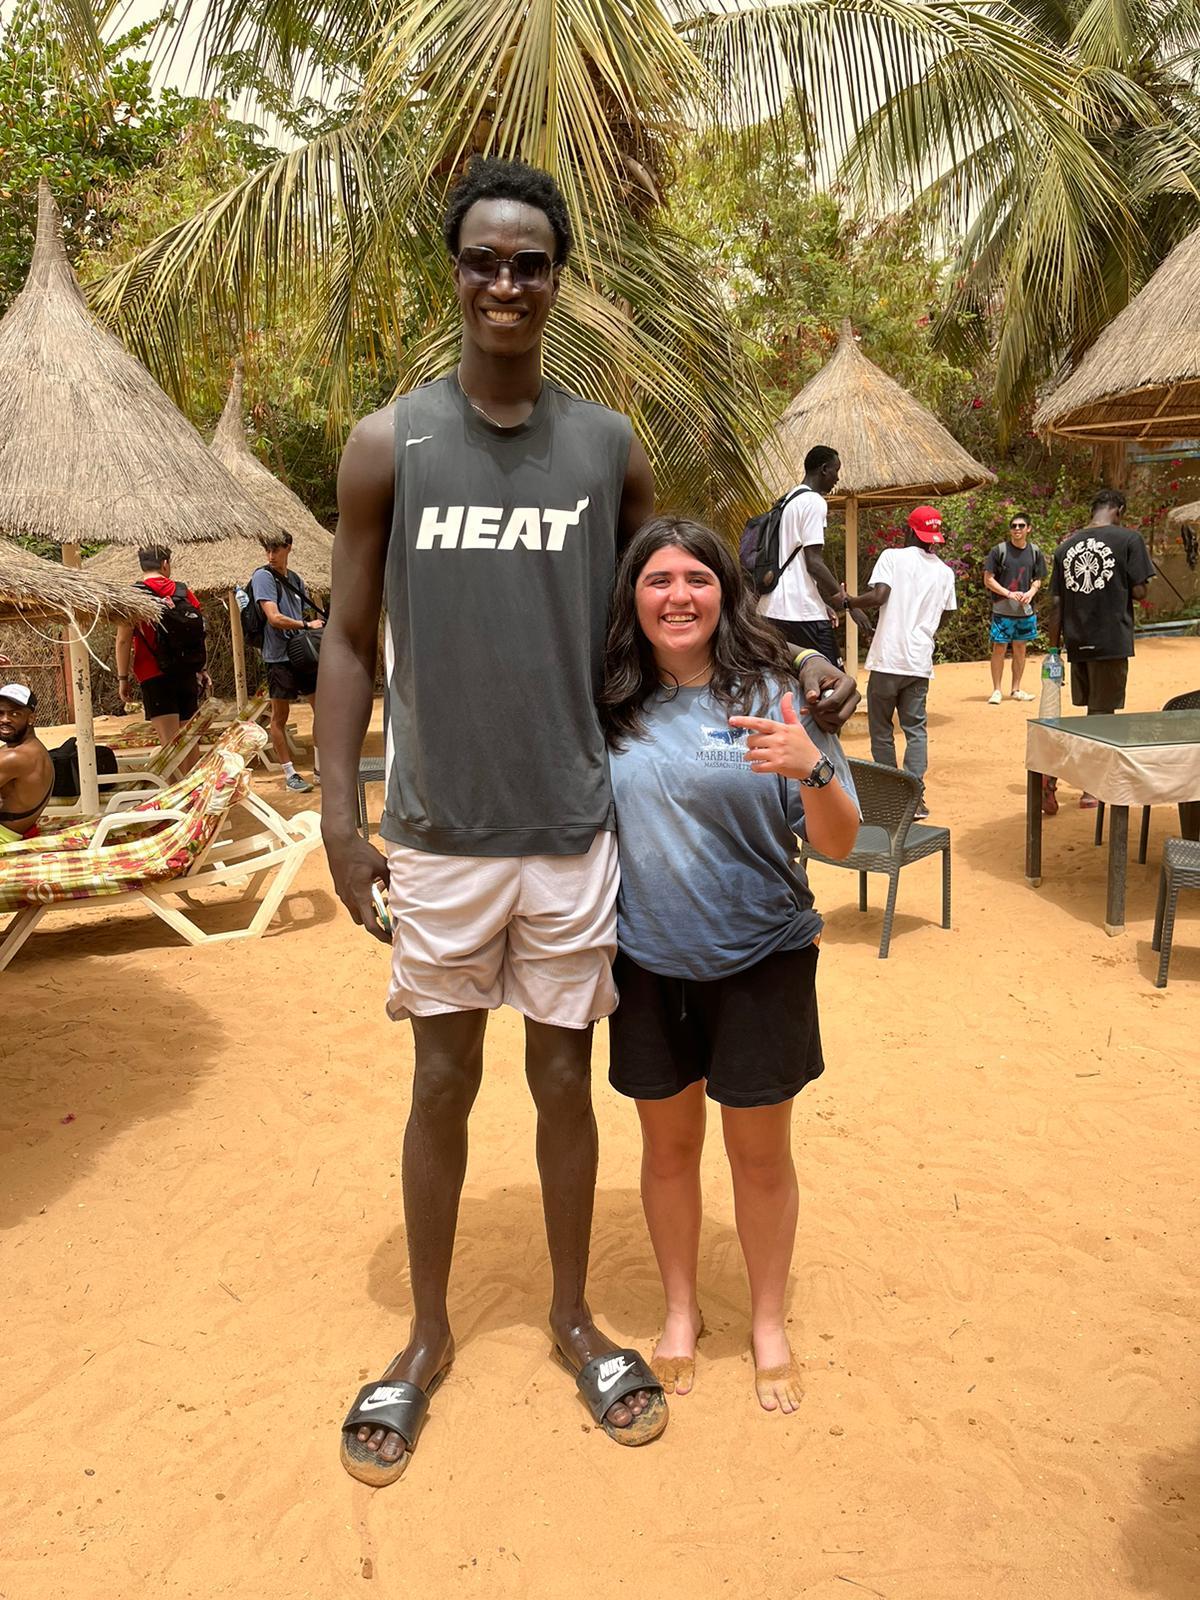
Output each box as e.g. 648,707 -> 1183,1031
340,1362 -> 451,1487
553,1345 -> 668,1447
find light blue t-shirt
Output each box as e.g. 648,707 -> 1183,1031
250,566 -> 310,664
609,682 -> 855,981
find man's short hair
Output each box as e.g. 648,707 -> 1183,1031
804,445 -> 840,473
1092,487 -> 1126,516
137,544 -> 171,572
442,156 -> 574,267
262,532 -> 293,554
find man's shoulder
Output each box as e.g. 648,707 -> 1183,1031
546,379 -> 632,433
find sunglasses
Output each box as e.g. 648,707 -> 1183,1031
456,246 -> 556,289
1010,521 -> 1029,530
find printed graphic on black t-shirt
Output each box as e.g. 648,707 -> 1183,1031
984,539 -> 1047,616
1050,524 -> 1154,660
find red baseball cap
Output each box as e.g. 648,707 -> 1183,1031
908,505 -> 945,545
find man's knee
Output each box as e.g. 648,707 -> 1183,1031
411,1051 -> 484,1123
525,1032 -> 593,1117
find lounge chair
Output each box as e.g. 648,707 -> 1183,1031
0,723 -> 321,969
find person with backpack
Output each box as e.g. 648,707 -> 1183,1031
983,510 -> 1046,704
753,445 -> 851,667
115,545 -> 210,763
248,531 -> 323,793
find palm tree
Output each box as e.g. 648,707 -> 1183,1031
75,0 -> 1122,519
849,0 -> 1200,434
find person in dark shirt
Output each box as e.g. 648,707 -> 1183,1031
982,511 -> 1046,703
1045,487 -> 1155,808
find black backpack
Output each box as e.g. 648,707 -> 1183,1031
50,738 -> 118,798
238,569 -> 271,651
739,485 -> 810,595
136,580 -> 207,674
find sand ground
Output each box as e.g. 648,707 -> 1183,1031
3,640 -> 1199,1600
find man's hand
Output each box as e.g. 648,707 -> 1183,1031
199,671 -> 213,696
849,606 -> 873,638
323,827 -> 393,945
729,693 -> 821,779
794,653 -> 859,732
308,618 -> 324,631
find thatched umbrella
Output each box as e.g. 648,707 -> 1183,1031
0,182 -> 287,809
1035,226 -> 1200,443
88,365 -> 334,709
0,538 -> 162,625
762,321 -> 994,670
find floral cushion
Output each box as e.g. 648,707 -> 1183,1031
0,723 -> 268,911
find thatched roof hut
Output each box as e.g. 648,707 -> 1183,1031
1166,499 -> 1200,530
1036,227 -> 1200,443
761,321 -> 994,505
0,183 -> 286,548
84,535 -> 272,596
0,538 -> 162,625
210,361 -> 335,590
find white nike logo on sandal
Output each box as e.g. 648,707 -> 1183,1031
595,1358 -> 634,1394
358,1387 -> 406,1411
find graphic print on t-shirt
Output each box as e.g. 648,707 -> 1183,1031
1063,536 -> 1117,594
698,726 -> 750,761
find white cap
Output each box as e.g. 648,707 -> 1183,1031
0,683 -> 33,708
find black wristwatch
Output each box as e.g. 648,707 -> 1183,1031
798,754 -> 836,789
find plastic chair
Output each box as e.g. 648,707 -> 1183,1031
1095,689 -> 1200,860
800,758 -> 952,959
355,757 -> 387,840
1151,837 -> 1200,987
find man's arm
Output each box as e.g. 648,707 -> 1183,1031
259,597 -> 315,633
843,581 -> 891,611
316,406 -> 396,942
802,545 -> 846,610
114,622 -> 134,698
1046,552 -> 1064,648
617,434 -> 655,551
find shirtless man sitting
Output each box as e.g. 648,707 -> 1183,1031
0,684 -> 54,844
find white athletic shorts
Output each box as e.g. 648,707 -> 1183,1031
385,831 -> 619,1029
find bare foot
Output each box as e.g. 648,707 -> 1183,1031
752,1325 -> 803,1415
651,1306 -> 703,1396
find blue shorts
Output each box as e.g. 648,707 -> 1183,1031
990,613 -> 1039,645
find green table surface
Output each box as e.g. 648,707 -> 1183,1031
1031,711 -> 1200,749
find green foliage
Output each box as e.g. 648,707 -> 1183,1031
671,129 -> 971,419
0,0 -> 261,308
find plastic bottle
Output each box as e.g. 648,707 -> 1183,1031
1039,648 -> 1063,718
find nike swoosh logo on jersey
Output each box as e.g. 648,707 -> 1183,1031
357,1386 -> 407,1411
595,1358 -> 634,1394
405,435 -> 433,447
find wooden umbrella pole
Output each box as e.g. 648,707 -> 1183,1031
844,495 -> 860,679
227,588 -> 248,711
61,544 -> 99,812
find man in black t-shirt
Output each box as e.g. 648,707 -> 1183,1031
1045,487 -> 1154,807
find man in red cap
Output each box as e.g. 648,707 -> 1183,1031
842,506 -> 957,818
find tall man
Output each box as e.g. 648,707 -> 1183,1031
757,445 -> 852,665
115,545 -> 209,755
1044,488 -> 1154,809
0,683 -> 54,844
843,505 -> 957,819
318,157 -> 859,1484
983,510 -> 1045,703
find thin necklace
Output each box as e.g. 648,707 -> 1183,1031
457,368 -> 537,429
659,663 -> 712,689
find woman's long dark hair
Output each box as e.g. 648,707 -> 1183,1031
600,516 -> 795,749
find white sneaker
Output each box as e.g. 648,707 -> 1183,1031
1010,689 -> 1034,702
987,689 -> 1003,705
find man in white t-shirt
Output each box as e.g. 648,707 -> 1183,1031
842,505 -> 957,819
757,445 -> 850,665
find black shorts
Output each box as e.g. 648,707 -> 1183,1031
140,671 -> 201,722
1070,657 -> 1128,714
608,943 -> 824,1108
771,617 -> 843,669
267,660 -> 317,702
